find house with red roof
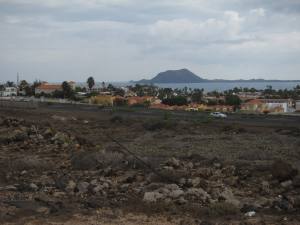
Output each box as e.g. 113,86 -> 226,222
35,83 -> 62,95
35,81 -> 76,95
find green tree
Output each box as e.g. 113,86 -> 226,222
31,80 -> 42,96
162,96 -> 188,106
52,90 -> 64,98
158,88 -> 173,100
191,88 -> 203,103
87,76 -> 95,91
19,80 -> 30,95
19,80 -> 28,90
6,81 -> 15,87
62,81 -> 73,98
225,94 -> 241,107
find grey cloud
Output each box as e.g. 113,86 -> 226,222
0,0 -> 300,81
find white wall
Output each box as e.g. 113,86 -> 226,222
296,101 -> 300,111
2,87 -> 17,97
266,102 -> 288,112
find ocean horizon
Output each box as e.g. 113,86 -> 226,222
107,81 -> 300,92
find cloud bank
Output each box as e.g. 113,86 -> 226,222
0,0 -> 300,81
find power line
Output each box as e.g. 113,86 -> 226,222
104,133 -> 178,184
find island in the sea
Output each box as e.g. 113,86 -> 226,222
135,68 -> 300,83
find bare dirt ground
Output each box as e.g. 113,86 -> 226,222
0,106 -> 300,225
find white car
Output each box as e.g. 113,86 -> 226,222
210,112 -> 227,118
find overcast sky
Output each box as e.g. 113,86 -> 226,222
0,0 -> 300,82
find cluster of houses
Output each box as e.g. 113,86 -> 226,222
35,81 -> 76,94
86,94 -> 300,114
0,87 -> 18,97
1,81 -> 300,114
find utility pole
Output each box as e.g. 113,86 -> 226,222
17,73 -> 19,96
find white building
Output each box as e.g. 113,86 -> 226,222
262,99 -> 295,113
0,87 -> 17,97
296,101 -> 300,112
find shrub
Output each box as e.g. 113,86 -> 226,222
130,101 -> 150,108
90,96 -> 113,106
163,111 -> 171,120
204,202 -> 239,217
143,119 -> 177,131
110,115 -> 123,123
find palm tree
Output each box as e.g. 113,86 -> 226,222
87,76 -> 95,92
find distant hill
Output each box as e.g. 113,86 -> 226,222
137,69 -> 206,83
134,69 -> 300,84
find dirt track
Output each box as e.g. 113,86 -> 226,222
0,106 -> 300,225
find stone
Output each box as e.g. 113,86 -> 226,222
120,171 -> 137,183
166,157 -> 180,169
187,177 -> 201,187
71,152 -> 101,170
53,192 -> 66,198
93,185 -> 103,193
261,181 -> 270,194
179,178 -> 186,185
213,163 -> 222,169
29,183 -> 39,191
224,176 -> 239,186
186,188 -> 211,202
55,175 -> 70,190
220,188 -> 240,207
2,185 -> 17,191
165,183 -> 180,191
273,196 -> 293,211
35,206 -> 50,215
176,197 -> 187,205
71,152 -> 100,170
51,132 -> 70,145
43,128 -> 53,138
143,191 -> 164,203
159,187 -> 170,195
90,179 -> 98,185
241,204 -> 258,213
20,170 -> 27,175
271,160 -> 298,182
292,175 -> 300,187
280,180 -> 293,189
169,189 -> 184,198
199,221 -> 213,225
288,195 -> 300,207
222,165 -> 236,177
77,181 -> 89,194
244,211 -> 256,217
51,115 -> 66,122
197,168 -> 213,178
186,162 -> 194,169
64,180 -> 76,193
13,130 -> 28,142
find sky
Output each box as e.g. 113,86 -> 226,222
0,0 -> 300,82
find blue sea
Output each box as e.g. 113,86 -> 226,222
110,81 -> 300,92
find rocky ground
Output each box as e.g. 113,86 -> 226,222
0,107 -> 300,225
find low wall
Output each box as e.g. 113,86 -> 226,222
0,100 -> 38,109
